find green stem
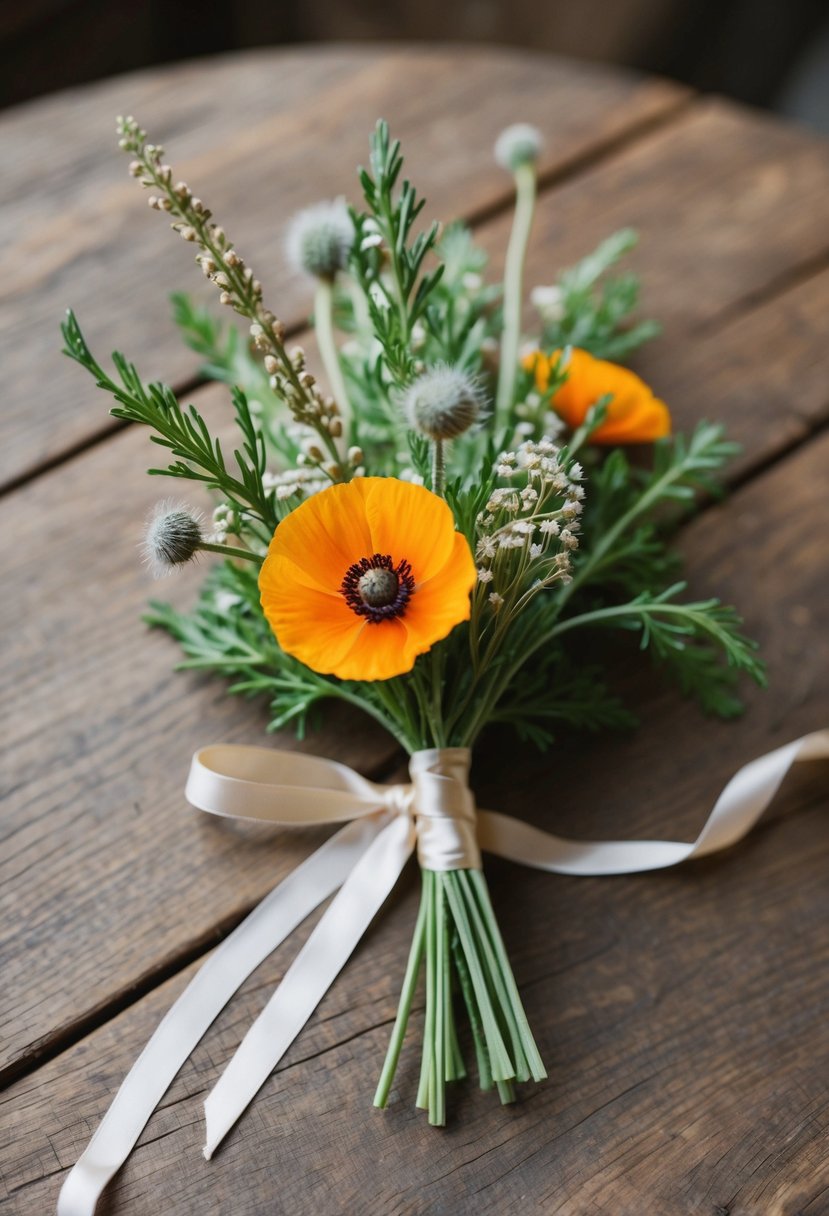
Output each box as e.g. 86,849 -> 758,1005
314,278 -> 353,429
495,161 -> 537,425
496,1078 -> 517,1105
469,870 -> 546,1081
197,541 -> 263,564
545,596 -> 706,645
416,871 -> 436,1110
432,438 -> 445,498
457,871 -> 529,1083
374,888 -> 428,1109
326,684 -> 414,753
443,906 -> 465,1081
451,927 -> 492,1090
433,875 -> 447,1125
443,872 -> 514,1081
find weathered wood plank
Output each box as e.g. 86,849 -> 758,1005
2,433 -> 827,1215
5,139 -> 829,1083
636,261 -> 829,481
1,45 -> 686,487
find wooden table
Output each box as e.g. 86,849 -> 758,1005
2,45 -> 828,1215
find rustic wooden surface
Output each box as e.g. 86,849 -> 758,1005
1,45 -> 828,1216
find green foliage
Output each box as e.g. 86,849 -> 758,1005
350,120 -> 444,386
540,229 -> 660,360
62,309 -> 278,537
575,421 -> 740,596
544,576 -> 766,721
61,119 -> 765,757
422,223 -> 500,369
488,652 -> 636,750
444,459 -> 497,545
145,564 -> 336,737
170,293 -> 272,401
170,293 -> 303,469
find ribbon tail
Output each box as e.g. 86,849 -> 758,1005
477,730 -> 829,876
202,813 -> 414,1159
56,816 -> 385,1216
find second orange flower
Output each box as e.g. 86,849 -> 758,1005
528,347 -> 671,444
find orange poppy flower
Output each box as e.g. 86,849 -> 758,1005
259,477 -> 476,682
527,347 -> 671,444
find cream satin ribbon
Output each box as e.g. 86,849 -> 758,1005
58,730 -> 828,1216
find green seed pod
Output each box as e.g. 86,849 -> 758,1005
285,198 -> 354,280
402,366 -> 484,440
494,123 -> 543,173
143,502 -> 203,577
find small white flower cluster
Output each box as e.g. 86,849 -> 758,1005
510,390 -> 565,446
260,442 -> 366,506
207,503 -> 237,545
530,284 -> 565,325
474,439 -> 586,614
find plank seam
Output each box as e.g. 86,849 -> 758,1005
694,245 -> 829,338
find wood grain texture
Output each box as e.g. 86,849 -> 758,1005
1,44 -> 686,488
3,45 -> 829,1216
3,433 -> 827,1216
5,88 -> 829,1087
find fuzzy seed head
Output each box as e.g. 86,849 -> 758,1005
402,366 -> 484,440
142,502 -> 203,577
285,198 -> 354,280
494,123 -> 543,172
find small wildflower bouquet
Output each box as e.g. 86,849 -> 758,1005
61,117 -> 768,1174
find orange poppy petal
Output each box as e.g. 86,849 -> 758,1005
261,561 -> 362,673
406,535 -> 476,636
260,553 -> 342,604
539,347 -> 672,445
592,395 -> 672,444
333,618 -> 420,682
363,478 -> 457,582
268,479 -> 373,583
523,350 -> 553,392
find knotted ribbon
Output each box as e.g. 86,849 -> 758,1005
58,730 -> 828,1216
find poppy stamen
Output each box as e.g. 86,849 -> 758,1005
341,553 -> 415,623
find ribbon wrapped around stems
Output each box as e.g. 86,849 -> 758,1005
58,730 -> 828,1216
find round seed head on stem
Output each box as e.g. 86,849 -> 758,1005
494,124 -> 543,173
285,198 -> 354,281
142,501 -> 204,577
402,366 -> 484,441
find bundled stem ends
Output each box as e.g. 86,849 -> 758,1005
374,867 -> 546,1124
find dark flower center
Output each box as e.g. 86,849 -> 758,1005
341,553 -> 415,623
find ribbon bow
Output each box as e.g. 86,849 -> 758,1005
58,730 -> 828,1216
